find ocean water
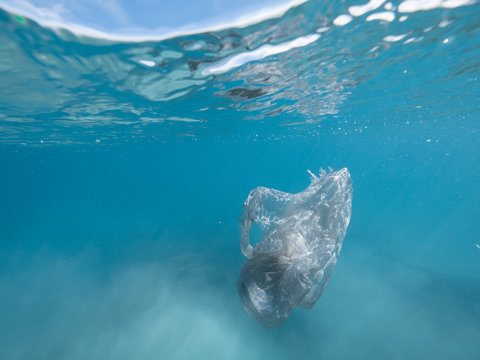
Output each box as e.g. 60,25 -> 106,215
1,0 -> 480,359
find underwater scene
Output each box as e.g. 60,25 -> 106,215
0,0 -> 479,359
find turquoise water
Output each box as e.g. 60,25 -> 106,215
1,1 -> 480,359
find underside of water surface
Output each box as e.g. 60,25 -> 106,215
0,0 -> 479,359
1,0 -> 478,145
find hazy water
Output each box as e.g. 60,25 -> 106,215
1,1 -> 480,359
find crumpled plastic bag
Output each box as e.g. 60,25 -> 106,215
237,168 -> 353,327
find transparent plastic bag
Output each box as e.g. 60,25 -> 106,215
237,168 -> 353,327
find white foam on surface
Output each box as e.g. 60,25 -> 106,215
349,0 -> 386,16
201,33 -> 320,75
384,33 -> 409,41
366,11 -> 396,21
333,14 -> 353,26
138,60 -> 156,67
384,2 -> 394,9
398,0 -> 475,12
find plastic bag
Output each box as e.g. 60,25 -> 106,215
237,168 -> 353,327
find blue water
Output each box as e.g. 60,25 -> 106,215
1,1 -> 480,359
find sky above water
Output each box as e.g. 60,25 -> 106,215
0,0 -> 306,37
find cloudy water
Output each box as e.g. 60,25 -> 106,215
0,0 -> 479,359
